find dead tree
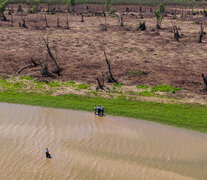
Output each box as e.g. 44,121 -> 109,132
34,15 -> 39,29
42,37 -> 63,75
44,14 -> 49,28
198,23 -> 204,43
104,12 -> 107,30
96,78 -> 104,90
10,13 -> 13,27
56,13 -> 60,28
96,14 -> 107,30
41,62 -> 54,77
17,4 -> 23,12
81,13 -> 84,22
116,12 -> 127,27
18,57 -> 39,74
136,21 -> 146,31
139,6 -> 142,13
21,14 -> 27,28
202,73 -> 207,91
172,22 -> 181,41
65,13 -> 69,29
104,51 -> 118,84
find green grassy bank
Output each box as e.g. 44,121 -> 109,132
1,90 -> 207,133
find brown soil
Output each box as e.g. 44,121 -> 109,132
1,4 -> 207,94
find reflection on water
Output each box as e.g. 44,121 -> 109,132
0,102 -> 206,180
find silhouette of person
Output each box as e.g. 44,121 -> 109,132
45,148 -> 51,158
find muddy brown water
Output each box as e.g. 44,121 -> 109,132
0,103 -> 207,180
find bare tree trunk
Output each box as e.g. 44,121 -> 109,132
1,12 -> 7,21
45,14 -> 49,28
21,15 -> 27,28
136,21 -> 146,31
104,51 -> 118,84
65,13 -> 69,29
117,14 -> 124,26
81,13 -> 84,22
57,13 -> 60,28
104,12 -> 107,30
202,73 -> 207,91
172,22 -> 181,41
96,78 -> 104,90
42,37 -> 63,75
198,23 -> 204,43
156,19 -> 161,29
10,13 -> 13,27
41,62 -> 54,77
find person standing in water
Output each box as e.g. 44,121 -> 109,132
97,106 -> 100,115
101,106 -> 104,116
45,148 -> 51,158
94,105 -> 97,115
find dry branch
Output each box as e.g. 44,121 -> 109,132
171,22 -> 181,41
18,57 -> 39,74
116,12 -> 128,27
42,37 -> 63,75
104,51 -> 118,84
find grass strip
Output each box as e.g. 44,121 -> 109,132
0,91 -> 207,133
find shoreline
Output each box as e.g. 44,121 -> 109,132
1,88 -> 207,133
0,76 -> 207,133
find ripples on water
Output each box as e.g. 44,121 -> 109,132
0,103 -> 206,180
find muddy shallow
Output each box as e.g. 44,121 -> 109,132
0,102 -> 206,179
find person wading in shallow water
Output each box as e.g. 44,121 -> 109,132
94,105 -> 97,114
100,106 -> 104,116
45,148 -> 51,158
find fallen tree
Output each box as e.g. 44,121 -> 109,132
18,57 -> 39,74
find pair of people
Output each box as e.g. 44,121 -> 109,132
94,105 -> 104,116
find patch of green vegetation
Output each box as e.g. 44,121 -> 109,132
1,91 -> 207,132
19,76 -> 34,80
76,84 -> 90,90
138,91 -> 152,97
136,84 -> 148,89
48,81 -> 61,87
109,6 -> 116,14
113,83 -> 122,88
0,79 -> 23,91
151,85 -> 181,93
91,91 -> 98,96
127,91 -> 138,95
204,9 -> 207,17
127,71 -> 147,75
62,81 -> 76,87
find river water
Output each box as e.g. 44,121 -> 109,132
0,102 -> 206,180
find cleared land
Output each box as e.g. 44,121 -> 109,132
1,5 -> 207,94
1,4 -> 207,132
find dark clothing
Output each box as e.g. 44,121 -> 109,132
46,152 -> 51,158
97,107 -> 101,115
